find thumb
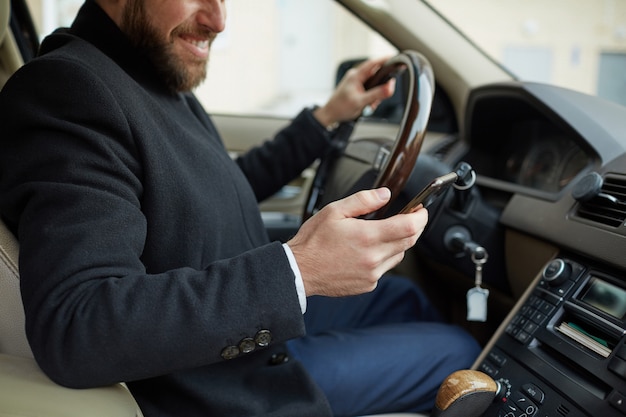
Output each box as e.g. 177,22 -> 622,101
335,187 -> 391,219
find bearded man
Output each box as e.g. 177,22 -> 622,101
0,1 -> 480,416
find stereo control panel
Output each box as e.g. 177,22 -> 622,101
477,256 -> 626,417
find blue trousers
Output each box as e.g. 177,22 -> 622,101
286,275 -> 481,417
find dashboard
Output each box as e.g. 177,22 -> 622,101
461,88 -> 595,196
450,83 -> 626,417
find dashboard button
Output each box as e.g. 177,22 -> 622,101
505,323 -> 519,337
539,290 -> 562,306
509,391 -> 538,416
521,383 -> 545,405
515,331 -> 532,344
537,301 -> 555,315
530,311 -> 547,326
488,350 -> 508,367
529,295 -> 542,308
608,391 -> 626,415
522,321 -> 539,334
480,361 -> 499,378
552,280 -> 574,297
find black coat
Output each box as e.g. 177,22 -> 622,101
0,1 -> 332,415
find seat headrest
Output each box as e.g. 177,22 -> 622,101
0,1 -> 9,44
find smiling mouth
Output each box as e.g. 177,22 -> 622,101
177,33 -> 214,59
188,38 -> 209,50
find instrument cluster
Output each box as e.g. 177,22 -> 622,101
463,95 -> 592,195
500,125 -> 590,193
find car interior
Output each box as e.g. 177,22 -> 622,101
2,0 -> 626,416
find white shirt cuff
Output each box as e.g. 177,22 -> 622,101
282,243 -> 307,314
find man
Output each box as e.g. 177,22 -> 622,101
0,0 -> 480,416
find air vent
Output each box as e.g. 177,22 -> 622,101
575,174 -> 626,227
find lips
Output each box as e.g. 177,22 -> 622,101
178,34 -> 211,59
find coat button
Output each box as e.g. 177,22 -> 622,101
255,329 -> 272,347
221,345 -> 240,360
239,337 -> 256,354
268,352 -> 289,365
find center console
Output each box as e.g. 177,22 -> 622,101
475,255 -> 626,417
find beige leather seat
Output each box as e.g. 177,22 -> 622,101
0,225 -> 143,417
0,171 -> 142,415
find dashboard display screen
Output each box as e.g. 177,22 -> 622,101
580,277 -> 626,320
501,121 -> 589,193
465,95 -> 593,195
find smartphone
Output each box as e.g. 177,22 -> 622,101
399,171 -> 458,214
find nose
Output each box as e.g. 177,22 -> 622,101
198,0 -> 226,33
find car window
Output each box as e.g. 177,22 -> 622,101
427,0 -> 626,108
196,1 -> 397,117
26,0 -> 397,119
27,0 -> 626,111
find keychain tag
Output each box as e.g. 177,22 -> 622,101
467,286 -> 489,322
467,247 -> 489,322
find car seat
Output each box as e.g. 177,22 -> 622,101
0,162 -> 142,415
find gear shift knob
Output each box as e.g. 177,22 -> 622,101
431,370 -> 500,417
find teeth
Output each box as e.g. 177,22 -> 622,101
190,39 -> 209,48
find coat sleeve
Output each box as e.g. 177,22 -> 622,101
0,57 -> 306,388
235,108 -> 332,202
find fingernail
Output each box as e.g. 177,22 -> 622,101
375,187 -> 391,201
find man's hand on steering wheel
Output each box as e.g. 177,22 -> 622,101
312,56 -> 396,129
303,51 -> 435,221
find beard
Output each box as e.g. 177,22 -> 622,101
120,0 -> 216,93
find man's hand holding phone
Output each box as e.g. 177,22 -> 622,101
288,188 -> 428,297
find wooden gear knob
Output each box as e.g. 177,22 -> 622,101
431,369 -> 500,417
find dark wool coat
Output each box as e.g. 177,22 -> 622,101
0,1 -> 332,415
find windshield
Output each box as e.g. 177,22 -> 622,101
427,0 -> 626,107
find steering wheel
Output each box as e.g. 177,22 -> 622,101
303,50 -> 435,220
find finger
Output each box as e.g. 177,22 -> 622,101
377,208 -> 429,243
404,207 -> 429,238
363,79 -> 395,105
347,57 -> 389,86
357,56 -> 392,80
381,77 -> 396,97
330,187 -> 391,219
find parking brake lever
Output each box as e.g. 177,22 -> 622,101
431,370 -> 502,417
